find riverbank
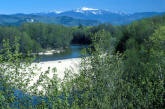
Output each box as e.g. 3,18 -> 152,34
35,45 -> 86,62
32,58 -> 81,79
29,58 -> 81,92
34,48 -> 65,55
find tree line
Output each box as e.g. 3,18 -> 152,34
0,22 -> 124,54
0,23 -> 73,53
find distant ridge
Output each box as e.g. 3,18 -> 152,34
0,7 -> 164,26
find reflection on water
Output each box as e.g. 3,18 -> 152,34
36,45 -> 88,62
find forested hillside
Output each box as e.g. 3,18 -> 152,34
0,14 -> 165,108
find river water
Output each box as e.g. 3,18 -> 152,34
11,45 -> 88,107
36,45 -> 87,62
3,45 -> 88,108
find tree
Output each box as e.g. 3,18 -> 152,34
119,25 -> 165,108
0,38 -> 35,108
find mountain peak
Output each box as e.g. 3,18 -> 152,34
49,10 -> 63,14
80,7 -> 98,11
75,7 -> 99,13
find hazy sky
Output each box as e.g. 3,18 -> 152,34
0,0 -> 165,14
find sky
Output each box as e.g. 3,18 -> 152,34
0,0 -> 165,14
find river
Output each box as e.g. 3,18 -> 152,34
12,45 -> 88,107
36,45 -> 88,62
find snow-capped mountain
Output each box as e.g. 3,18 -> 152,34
54,7 -> 164,24
53,8 -> 126,24
75,7 -> 98,12
74,7 -> 101,14
27,7 -> 164,25
0,7 -> 164,26
73,7 -> 128,15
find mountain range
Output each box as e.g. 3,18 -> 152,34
0,7 -> 164,26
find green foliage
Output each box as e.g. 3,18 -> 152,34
0,23 -> 73,53
21,23 -> 73,49
116,25 -> 165,108
54,30 -> 123,108
71,27 -> 92,45
116,14 -> 165,53
0,38 -> 31,108
0,15 -> 165,109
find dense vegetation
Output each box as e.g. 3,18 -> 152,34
0,15 -> 165,108
0,22 -> 121,53
0,23 -> 74,53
